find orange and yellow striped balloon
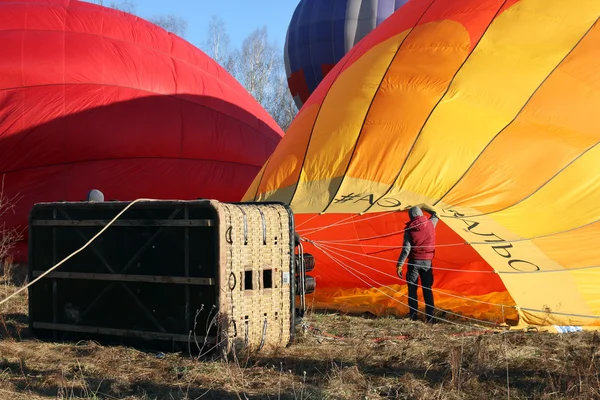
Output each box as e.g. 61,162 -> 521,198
244,0 -> 600,331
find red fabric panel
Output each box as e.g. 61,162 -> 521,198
296,212 -> 508,297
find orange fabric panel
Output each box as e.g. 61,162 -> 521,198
442,21 -> 600,211
255,104 -> 320,196
533,222 -> 600,270
345,20 -> 470,185
302,0 -> 514,111
308,286 -> 518,323
302,0 -> 435,111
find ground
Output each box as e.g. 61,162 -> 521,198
1,280 -> 600,400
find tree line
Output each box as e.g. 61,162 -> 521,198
87,0 -> 298,131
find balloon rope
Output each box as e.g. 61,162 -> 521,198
309,240 -> 600,321
312,242 -> 497,328
297,210 -> 398,235
295,213 -> 321,230
307,218 -> 432,242
307,216 -> 599,246
0,198 -> 155,307
318,241 -> 498,274
313,242 -> 507,308
317,241 -> 600,275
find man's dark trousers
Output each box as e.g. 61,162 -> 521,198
406,259 -> 434,322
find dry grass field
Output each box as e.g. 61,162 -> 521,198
1,273 -> 600,400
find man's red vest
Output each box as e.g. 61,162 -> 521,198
406,215 -> 436,260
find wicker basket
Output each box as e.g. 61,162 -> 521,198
215,201 -> 295,354
27,199 -> 296,354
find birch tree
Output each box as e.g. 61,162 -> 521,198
87,0 -> 136,13
201,16 -> 236,75
148,15 -> 188,37
86,1 -> 187,37
234,27 -> 277,107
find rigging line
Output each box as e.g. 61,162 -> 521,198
297,214 -> 357,234
295,213 -> 321,230
303,217 -> 431,242
301,214 -> 432,240
0,198 -> 153,307
313,242 -> 509,309
320,241 -> 506,323
518,307 -> 600,320
308,215 -> 600,247
297,210 -> 399,234
307,239 -> 463,249
314,243 -> 497,329
316,242 -> 600,321
316,242 -> 497,274
317,242 -> 600,275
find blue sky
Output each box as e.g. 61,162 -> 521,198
133,0 -> 299,51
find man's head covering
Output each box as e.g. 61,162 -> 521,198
86,189 -> 105,202
408,206 -> 423,220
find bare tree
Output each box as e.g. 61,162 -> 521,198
85,1 -> 187,37
0,178 -> 23,279
86,0 -> 136,13
234,27 -> 279,107
232,26 -> 298,131
270,68 -> 298,131
85,3 -> 298,130
148,14 -> 188,37
201,15 -> 236,74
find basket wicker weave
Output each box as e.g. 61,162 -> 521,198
214,201 -> 295,354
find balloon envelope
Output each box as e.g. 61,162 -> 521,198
0,0 -> 284,263
247,0 -> 600,330
284,0 -> 409,109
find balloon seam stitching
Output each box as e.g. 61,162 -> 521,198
318,0 -> 438,214
0,82 -> 280,145
0,156 -> 265,176
433,17 -> 600,210
361,0 -> 510,214
263,1 -> 395,207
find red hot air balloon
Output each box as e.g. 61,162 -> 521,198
0,0 -> 284,264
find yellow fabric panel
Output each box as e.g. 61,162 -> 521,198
343,20 -> 471,186
442,22 -> 600,211
325,177 -> 433,214
490,142 -> 600,239
566,267 -> 600,321
436,205 -> 597,326
533,223 -> 600,270
290,31 -> 411,212
251,104 -> 320,201
370,0 -> 600,213
242,160 -> 267,202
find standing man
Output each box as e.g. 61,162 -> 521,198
396,205 -> 439,323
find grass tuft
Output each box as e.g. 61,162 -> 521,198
1,282 -> 600,399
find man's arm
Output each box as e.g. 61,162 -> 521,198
418,204 -> 439,228
397,231 -> 411,277
429,210 -> 439,228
